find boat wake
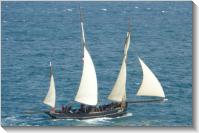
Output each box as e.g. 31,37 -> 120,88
164,98 -> 168,101
116,112 -> 133,118
2,115 -> 28,126
79,112 -> 133,125
80,117 -> 113,125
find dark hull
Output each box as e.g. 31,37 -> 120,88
45,107 -> 127,120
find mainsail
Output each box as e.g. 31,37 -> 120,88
43,62 -> 56,108
74,13 -> 98,106
108,32 -> 131,102
136,57 -> 165,98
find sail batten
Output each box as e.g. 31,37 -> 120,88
108,32 -> 130,102
136,58 -> 165,98
43,63 -> 56,108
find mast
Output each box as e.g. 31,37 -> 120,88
74,8 -> 98,106
108,28 -> 131,102
43,62 -> 56,108
79,6 -> 86,49
136,57 -> 165,98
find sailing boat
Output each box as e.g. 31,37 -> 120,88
43,11 -> 165,120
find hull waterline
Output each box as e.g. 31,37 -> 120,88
45,104 -> 128,120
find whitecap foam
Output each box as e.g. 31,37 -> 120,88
164,98 -> 168,101
101,8 -> 107,11
161,10 -> 167,13
147,8 -> 151,10
124,112 -> 133,117
3,116 -> 21,125
80,117 -> 113,124
52,119 -> 60,122
135,82 -> 140,85
80,113 -> 133,124
19,123 -> 31,126
4,116 -> 17,121
67,9 -> 73,12
49,118 -> 75,122
134,6 -> 139,9
116,112 -> 133,119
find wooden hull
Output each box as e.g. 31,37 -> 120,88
45,105 -> 127,120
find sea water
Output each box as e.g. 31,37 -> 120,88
1,1 -> 192,126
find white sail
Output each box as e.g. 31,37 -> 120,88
81,22 -> 86,44
108,58 -> 127,102
75,47 -> 98,105
75,13 -> 98,105
108,32 -> 130,102
124,32 -> 130,56
136,58 -> 165,98
43,62 -> 56,108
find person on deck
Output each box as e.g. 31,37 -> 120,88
65,105 -> 71,112
78,104 -> 85,113
50,108 -> 55,113
61,105 -> 65,112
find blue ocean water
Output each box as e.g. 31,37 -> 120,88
1,1 -> 192,126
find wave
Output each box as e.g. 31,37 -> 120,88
134,6 -> 139,9
18,123 -> 32,126
2,112 -> 133,126
3,116 -> 17,121
80,117 -> 113,125
2,116 -> 20,126
135,82 -> 140,85
100,8 -> 107,11
67,9 -> 73,12
116,112 -> 133,118
50,118 -> 74,122
164,98 -> 168,102
161,10 -> 167,13
79,112 -> 133,124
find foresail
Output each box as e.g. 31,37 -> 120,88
136,57 -> 165,98
75,47 -> 98,105
43,72 -> 56,108
108,32 -> 130,102
108,58 -> 126,102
